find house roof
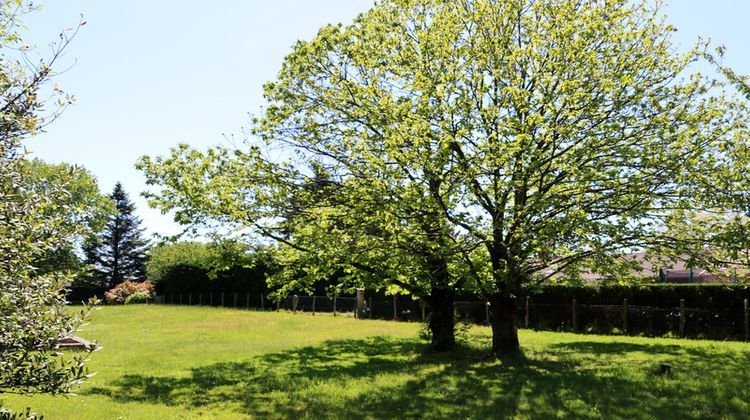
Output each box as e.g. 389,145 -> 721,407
542,252 -> 744,284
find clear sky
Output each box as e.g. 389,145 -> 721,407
21,0 -> 750,239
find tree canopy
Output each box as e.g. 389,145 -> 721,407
140,0 -> 750,354
23,159 -> 114,279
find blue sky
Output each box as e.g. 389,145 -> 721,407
22,1 -> 750,238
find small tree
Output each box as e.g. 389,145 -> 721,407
85,182 -> 149,286
24,159 -> 114,279
0,1 -> 95,397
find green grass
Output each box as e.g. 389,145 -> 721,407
4,305 -> 750,419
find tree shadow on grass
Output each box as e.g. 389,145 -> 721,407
86,337 -> 750,418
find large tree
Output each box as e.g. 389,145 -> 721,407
85,182 -> 149,286
142,0 -> 750,355
0,1 -> 95,397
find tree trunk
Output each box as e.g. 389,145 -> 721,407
490,292 -> 520,356
426,287 -> 455,352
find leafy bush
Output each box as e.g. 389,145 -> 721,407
124,292 -> 150,305
146,242 -> 214,286
0,3 -> 96,395
148,241 -> 276,295
105,281 -> 154,304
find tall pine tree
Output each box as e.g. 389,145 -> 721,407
85,182 -> 149,286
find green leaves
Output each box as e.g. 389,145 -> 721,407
143,0 -> 750,305
0,0 -> 95,396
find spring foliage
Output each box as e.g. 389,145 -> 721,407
140,0 -> 750,353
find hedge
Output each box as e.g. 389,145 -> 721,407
156,264 -> 269,296
481,284 -> 750,340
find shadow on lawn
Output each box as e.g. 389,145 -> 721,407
87,337 -> 750,418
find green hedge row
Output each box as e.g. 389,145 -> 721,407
157,264 -> 269,295
519,284 -> 750,340
525,284 -> 750,307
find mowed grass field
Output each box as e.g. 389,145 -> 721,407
4,305 -> 750,419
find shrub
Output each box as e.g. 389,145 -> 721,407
146,241 -> 276,296
124,292 -> 150,305
105,281 -> 154,304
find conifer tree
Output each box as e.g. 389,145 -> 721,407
85,182 -> 149,286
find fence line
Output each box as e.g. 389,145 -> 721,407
155,293 -> 750,342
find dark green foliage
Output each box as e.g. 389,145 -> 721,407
158,263 -> 269,296
32,246 -> 83,276
85,183 -> 149,286
149,241 -> 276,296
520,285 -> 750,339
525,284 -> 750,307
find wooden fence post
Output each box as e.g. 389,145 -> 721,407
421,299 -> 426,322
221,292 -> 225,307
572,299 -> 578,331
189,293 -> 192,306
209,292 -> 213,307
198,293 -> 202,306
355,289 -> 365,319
393,296 -> 398,321
525,296 -> 530,329
261,293 -> 265,310
333,293 -> 337,317
744,299 -> 749,342
312,295 -> 317,315
276,298 -> 280,311
233,292 -> 238,308
292,295 -> 298,313
679,299 -> 686,338
623,299 -> 628,333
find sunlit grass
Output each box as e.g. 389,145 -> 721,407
4,305 -> 750,418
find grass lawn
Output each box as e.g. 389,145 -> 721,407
3,305 -> 750,419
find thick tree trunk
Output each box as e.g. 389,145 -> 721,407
426,288 -> 456,352
490,292 -> 520,356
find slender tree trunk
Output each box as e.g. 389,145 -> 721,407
426,287 -> 455,352
489,291 -> 520,356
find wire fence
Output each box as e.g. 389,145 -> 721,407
155,292 -> 423,320
155,293 -> 750,341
